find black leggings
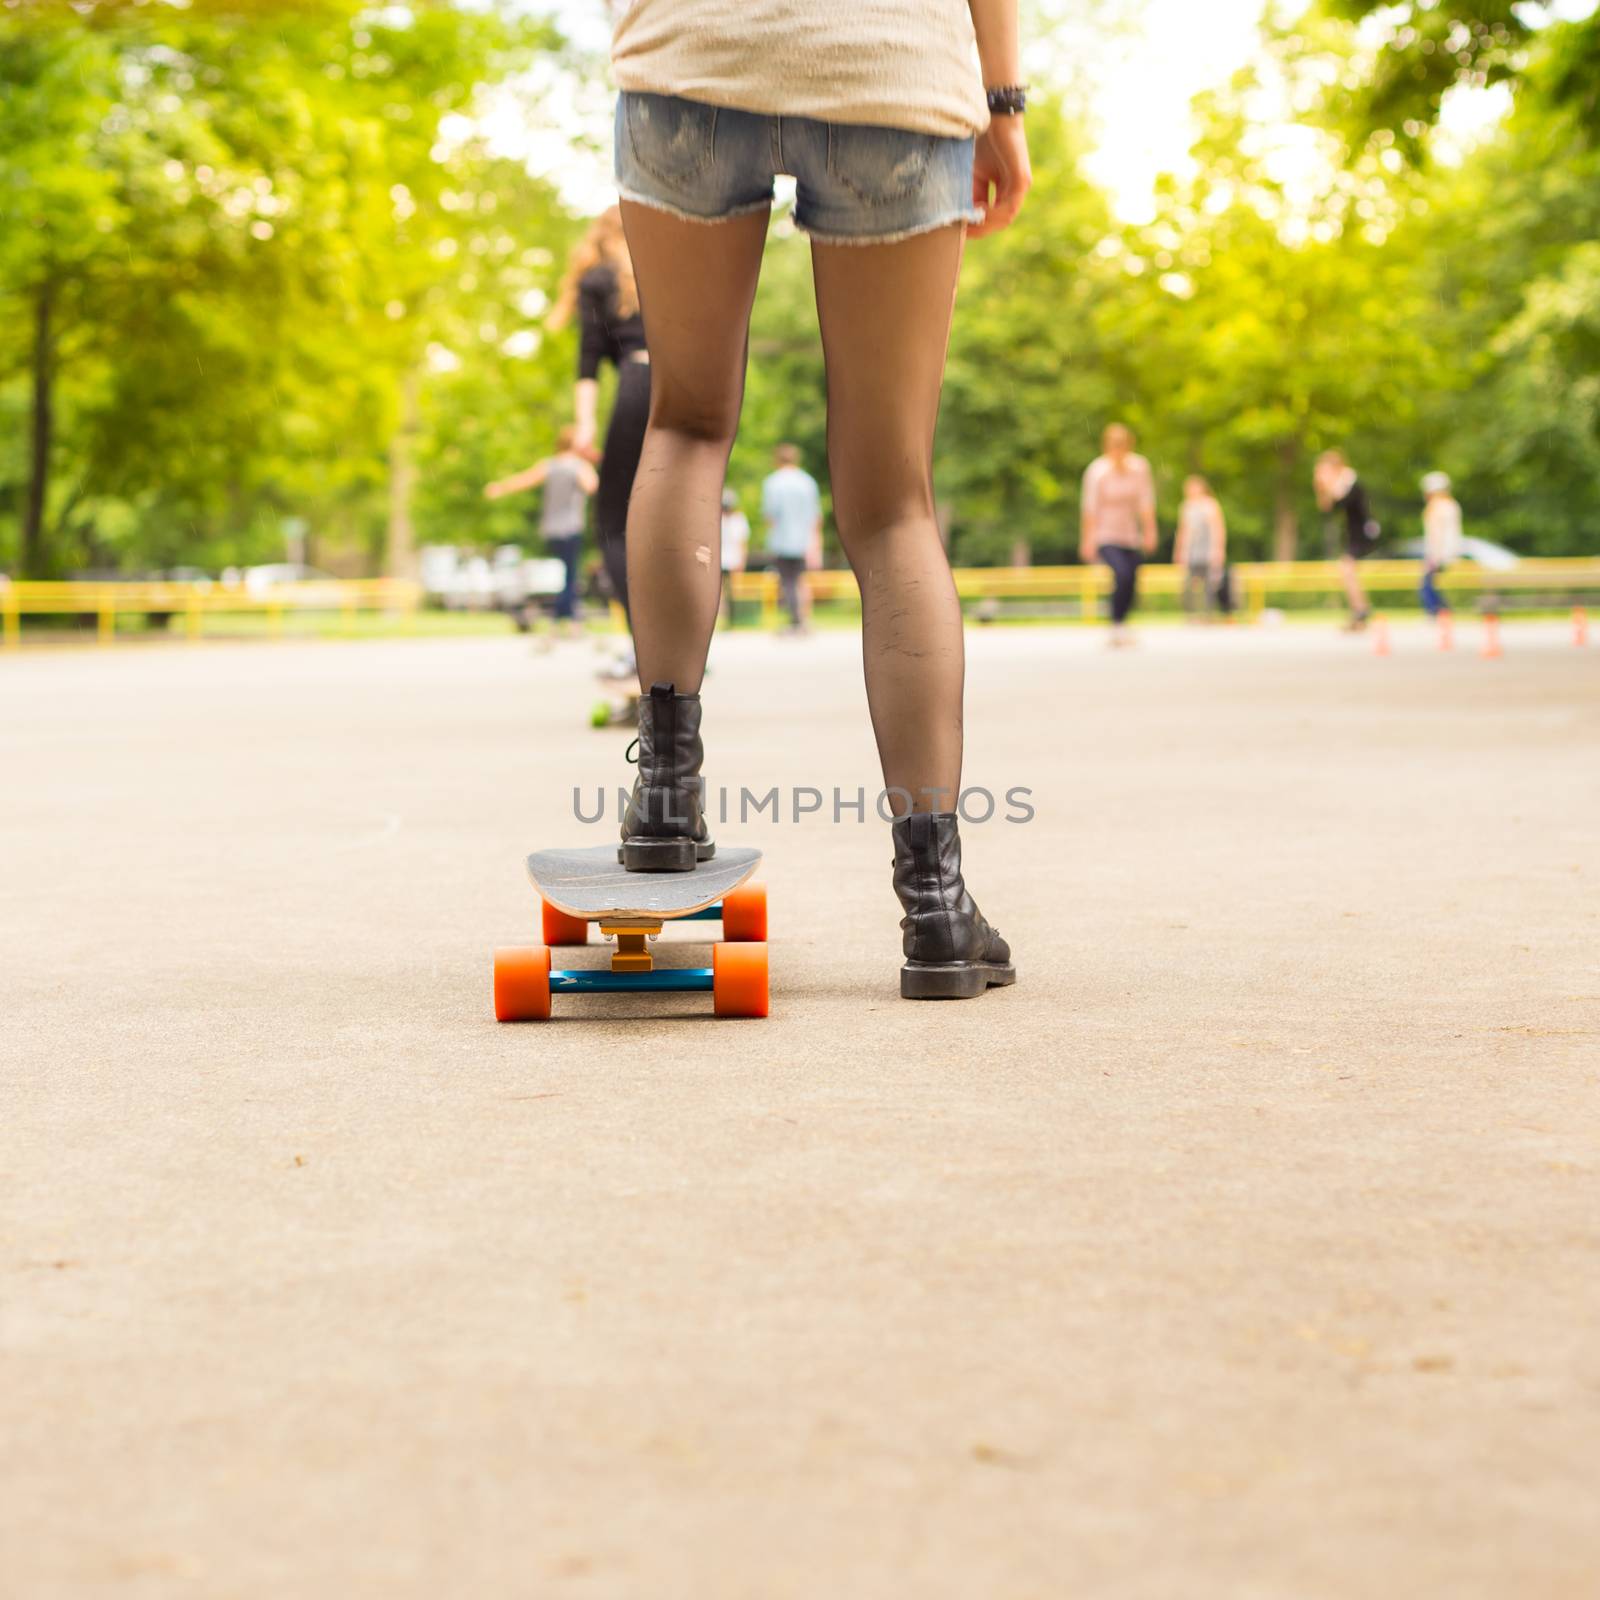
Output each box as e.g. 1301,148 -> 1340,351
775,557 -> 806,627
547,533 -> 582,621
1102,545 -> 1143,625
596,358 -> 650,619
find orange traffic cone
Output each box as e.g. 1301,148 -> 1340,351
1372,617 -> 1392,658
1437,613 -> 1455,652
1575,608 -> 1590,649
1482,615 -> 1504,660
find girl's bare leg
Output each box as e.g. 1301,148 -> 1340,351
618,202 -> 770,692
811,226 -> 967,815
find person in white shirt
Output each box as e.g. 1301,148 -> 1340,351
761,445 -> 823,634
719,488 -> 750,626
1420,471 -> 1464,618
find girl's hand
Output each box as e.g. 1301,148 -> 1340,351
969,116 -> 1031,239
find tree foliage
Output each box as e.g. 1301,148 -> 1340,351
1,1 -> 1597,577
0,0 -> 562,575
1312,0 -> 1600,157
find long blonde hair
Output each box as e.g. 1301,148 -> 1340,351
549,206 -> 638,329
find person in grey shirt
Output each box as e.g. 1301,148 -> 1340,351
760,444 -> 822,634
485,426 -> 598,633
1174,474 -> 1229,621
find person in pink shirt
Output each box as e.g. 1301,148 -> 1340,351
1081,424 -> 1158,647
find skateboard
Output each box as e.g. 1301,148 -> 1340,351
590,686 -> 639,729
590,655 -> 639,729
494,845 -> 768,1022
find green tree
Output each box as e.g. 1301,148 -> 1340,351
1117,73 -> 1434,559
415,148 -> 585,557
0,0 -> 553,576
734,225 -> 830,542
1386,101 -> 1600,551
939,99 -> 1122,564
1312,0 -> 1600,157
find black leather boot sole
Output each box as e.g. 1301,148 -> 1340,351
617,836 -> 715,872
900,957 -> 1019,1001
891,812 -> 1016,1001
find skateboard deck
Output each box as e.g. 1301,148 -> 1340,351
590,691 -> 639,728
590,670 -> 640,728
494,845 -> 768,1022
528,845 -> 760,921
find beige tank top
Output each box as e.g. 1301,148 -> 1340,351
612,1 -> 990,140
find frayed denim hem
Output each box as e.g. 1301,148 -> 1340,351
796,207 -> 984,246
617,186 -> 774,226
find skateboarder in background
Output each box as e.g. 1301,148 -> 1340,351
761,445 -> 821,636
605,0 -> 1027,999
548,207 -> 649,669
1314,450 -> 1379,633
1081,424 -> 1158,648
1420,472 -> 1463,618
484,426 -> 598,637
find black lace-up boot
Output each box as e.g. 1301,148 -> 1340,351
891,812 -> 1016,1000
620,682 -> 715,871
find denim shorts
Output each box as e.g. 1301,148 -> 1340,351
615,91 -> 982,245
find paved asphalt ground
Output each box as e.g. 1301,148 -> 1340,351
5,621 -> 1598,1598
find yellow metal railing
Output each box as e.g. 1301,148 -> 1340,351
0,578 -> 423,648
4,561 -> 1595,647
1226,558 -> 1600,617
729,559 -> 1600,626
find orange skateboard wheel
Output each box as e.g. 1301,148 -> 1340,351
541,899 -> 590,947
713,941 -> 769,1019
720,883 -> 768,942
494,945 -> 552,1022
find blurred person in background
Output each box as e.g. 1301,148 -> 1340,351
803,485 -> 827,629
1081,423 -> 1157,648
607,0 -> 1028,999
548,207 -> 649,666
1314,449 -> 1379,633
1420,471 -> 1463,618
761,444 -> 822,636
719,487 -> 750,626
1174,474 -> 1228,623
484,425 -> 598,638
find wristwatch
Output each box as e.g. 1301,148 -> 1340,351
986,85 -> 1028,117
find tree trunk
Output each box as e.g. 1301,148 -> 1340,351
385,365 -> 422,580
1273,439 -> 1300,563
23,282 -> 55,579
